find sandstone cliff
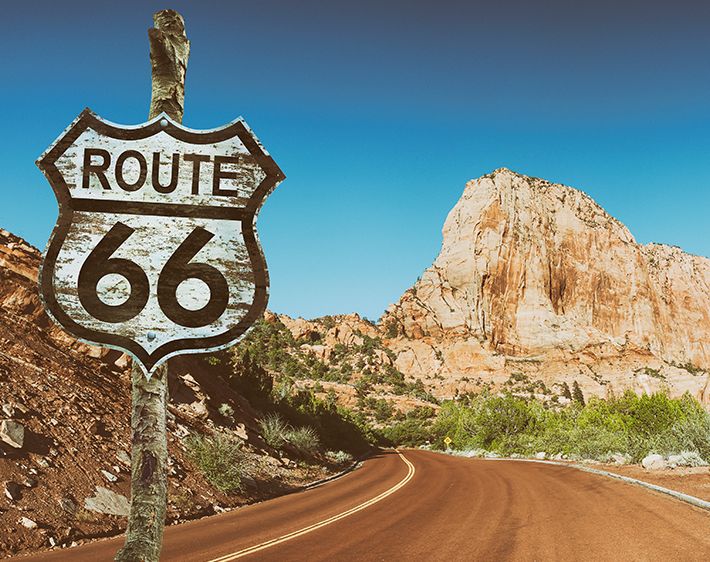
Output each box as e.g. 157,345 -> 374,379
380,169 -> 710,401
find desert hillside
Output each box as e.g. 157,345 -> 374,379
0,229 -> 359,558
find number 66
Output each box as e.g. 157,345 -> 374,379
78,222 -> 229,328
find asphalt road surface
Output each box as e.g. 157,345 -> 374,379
21,450 -> 710,561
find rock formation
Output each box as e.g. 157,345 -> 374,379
380,169 -> 710,401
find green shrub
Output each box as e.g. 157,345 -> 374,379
279,389 -> 375,452
671,413 -> 710,460
218,403 -> 234,419
260,410 -> 324,455
407,390 -> 710,463
287,426 -> 320,454
222,349 -> 274,410
380,418 -> 433,447
384,320 -> 399,338
185,433 -> 245,493
572,381 -> 585,405
561,382 -> 572,399
259,413 -> 289,449
668,451 -> 707,467
472,394 -> 539,450
325,450 -> 354,464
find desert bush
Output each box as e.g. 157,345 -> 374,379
380,418 -> 433,447
287,426 -> 320,454
259,412 -> 322,455
431,393 -> 542,453
533,421 -> 627,460
185,432 -> 245,493
325,450 -> 354,464
471,393 -> 540,450
279,389 -> 376,452
218,403 -> 234,419
668,451 -> 707,467
572,381 -> 585,405
669,414 -> 710,461
259,413 -> 290,449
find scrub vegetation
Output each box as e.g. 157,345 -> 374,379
201,317 -> 709,466
185,432 -> 246,493
200,326 -> 378,456
258,413 -> 321,455
385,390 -> 710,463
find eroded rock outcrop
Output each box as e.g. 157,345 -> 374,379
380,169 -> 710,401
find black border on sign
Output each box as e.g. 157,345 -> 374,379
36,108 -> 285,373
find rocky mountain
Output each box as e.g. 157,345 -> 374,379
240,169 -> 709,415
379,168 -> 710,402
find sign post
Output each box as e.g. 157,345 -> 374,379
35,10 -> 284,561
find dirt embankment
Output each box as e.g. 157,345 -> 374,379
0,229 -> 344,558
593,464 -> 710,502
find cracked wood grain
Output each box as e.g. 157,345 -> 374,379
115,9 -> 189,562
148,9 -> 190,123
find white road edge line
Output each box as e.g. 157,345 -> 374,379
206,450 -> 416,562
481,457 -> 710,512
433,449 -> 710,511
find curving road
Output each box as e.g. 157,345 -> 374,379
21,450 -> 710,561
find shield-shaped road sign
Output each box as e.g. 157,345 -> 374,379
37,109 -> 285,376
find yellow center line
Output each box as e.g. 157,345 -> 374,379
206,450 -> 416,562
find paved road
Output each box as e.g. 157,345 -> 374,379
21,450 -> 710,561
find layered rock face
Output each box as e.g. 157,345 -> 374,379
381,169 -> 710,401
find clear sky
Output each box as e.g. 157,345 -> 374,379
1,0 -> 708,320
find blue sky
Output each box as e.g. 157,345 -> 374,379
1,0 -> 708,320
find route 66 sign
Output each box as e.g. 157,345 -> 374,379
36,109 -> 284,376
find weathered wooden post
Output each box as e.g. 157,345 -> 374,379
36,7 -> 284,561
114,10 -> 189,561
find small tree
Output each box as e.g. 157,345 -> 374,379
561,382 -> 572,400
572,381 -> 585,405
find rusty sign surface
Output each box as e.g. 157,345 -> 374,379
37,109 -> 285,375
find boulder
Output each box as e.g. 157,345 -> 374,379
641,454 -> 667,470
23,476 -> 38,488
234,423 -> 248,441
101,470 -> 118,483
59,497 -> 77,516
4,481 -> 22,501
19,517 -> 37,529
240,475 -> 258,490
190,400 -> 209,420
116,450 -> 131,467
114,354 -> 131,369
175,424 -> 190,438
610,452 -> 632,465
84,486 -> 129,517
0,419 -> 25,448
